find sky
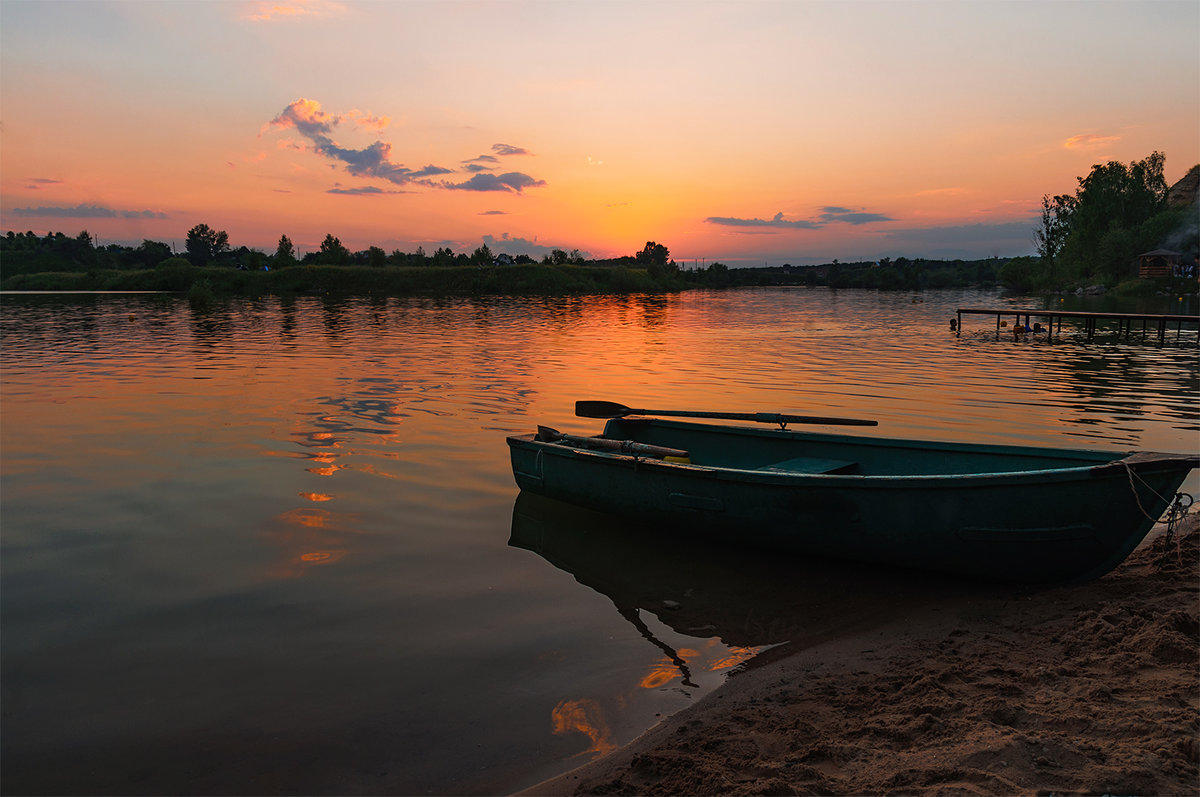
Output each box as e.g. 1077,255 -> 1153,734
1,0 -> 1197,267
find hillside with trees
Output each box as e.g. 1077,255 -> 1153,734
1000,154 -> 1199,293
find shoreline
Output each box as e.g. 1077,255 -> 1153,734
521,515 -> 1200,796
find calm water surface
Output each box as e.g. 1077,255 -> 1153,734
2,287 -> 1197,794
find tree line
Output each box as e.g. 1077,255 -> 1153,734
0,225 -> 679,278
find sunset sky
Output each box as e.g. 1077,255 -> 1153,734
2,0 -> 1197,266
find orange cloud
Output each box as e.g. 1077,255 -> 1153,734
1064,133 -> 1120,149
348,110 -> 391,131
243,1 -> 345,22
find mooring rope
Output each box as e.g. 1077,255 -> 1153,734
1122,462 -> 1173,523
1123,462 -> 1195,565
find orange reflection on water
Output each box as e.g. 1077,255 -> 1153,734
638,647 -> 698,689
279,508 -> 333,528
551,699 -> 616,758
299,550 -> 345,564
708,646 -> 759,671
355,463 -> 399,479
306,465 -> 343,476
637,640 -> 761,689
298,491 -> 333,502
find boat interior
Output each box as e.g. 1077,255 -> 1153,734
588,417 -> 1121,477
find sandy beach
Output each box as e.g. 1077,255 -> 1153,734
523,514 -> 1199,796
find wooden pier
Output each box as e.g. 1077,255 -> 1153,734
956,307 -> 1200,344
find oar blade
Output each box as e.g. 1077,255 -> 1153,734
574,400 -> 633,418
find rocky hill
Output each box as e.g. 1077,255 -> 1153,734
1168,164 -> 1199,208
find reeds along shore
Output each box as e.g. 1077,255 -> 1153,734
524,514 -> 1200,797
0,263 -> 684,296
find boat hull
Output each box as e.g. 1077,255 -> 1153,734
507,419 -> 1197,582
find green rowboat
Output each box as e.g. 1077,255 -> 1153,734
507,415 -> 1197,582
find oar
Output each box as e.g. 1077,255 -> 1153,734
575,400 -> 877,427
536,426 -> 689,459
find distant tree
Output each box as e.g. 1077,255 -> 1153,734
635,241 -> 670,268
317,233 -> 350,265
432,246 -> 455,266
471,243 -> 494,267
131,239 -> 172,269
368,246 -> 387,268
1034,194 -> 1073,282
275,234 -> 296,265
185,224 -> 230,265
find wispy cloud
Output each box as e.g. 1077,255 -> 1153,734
818,206 -> 893,225
463,154 -> 499,173
243,1 -> 346,22
268,98 -> 450,185
444,172 -> 546,194
707,207 -> 893,231
327,185 -> 408,196
1064,133 -> 1120,149
10,203 -> 168,219
266,99 -> 544,194
464,144 -> 532,172
26,177 -> 62,189
479,210 -> 507,215
706,212 -> 822,230
346,109 -> 390,131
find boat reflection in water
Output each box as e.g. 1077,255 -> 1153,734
509,491 -> 982,679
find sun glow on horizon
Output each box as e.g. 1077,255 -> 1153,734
1,1 -> 1196,264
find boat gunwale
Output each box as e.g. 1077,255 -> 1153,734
506,432 -> 1197,486
600,417 -> 1125,462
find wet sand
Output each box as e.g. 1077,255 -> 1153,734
523,515 -> 1199,796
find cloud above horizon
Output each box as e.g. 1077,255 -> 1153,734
706,207 -> 894,231
268,99 -> 449,185
26,177 -> 63,189
327,185 -> 408,196
10,203 -> 168,219
444,172 -> 546,193
243,1 -> 346,22
267,98 -> 544,194
482,233 -> 585,260
1064,133 -> 1121,149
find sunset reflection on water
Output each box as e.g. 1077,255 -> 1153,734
1,288 -> 1195,795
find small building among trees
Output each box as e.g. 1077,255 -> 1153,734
1137,248 -> 1180,278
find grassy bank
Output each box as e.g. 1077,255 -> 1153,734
0,262 -> 682,296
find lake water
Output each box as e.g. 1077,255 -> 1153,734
2,287 -> 1197,795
